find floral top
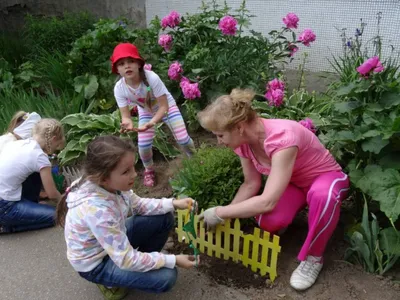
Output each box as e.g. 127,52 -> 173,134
64,180 -> 176,272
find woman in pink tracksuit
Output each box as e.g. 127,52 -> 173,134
198,89 -> 349,291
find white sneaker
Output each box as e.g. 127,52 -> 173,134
290,256 -> 323,291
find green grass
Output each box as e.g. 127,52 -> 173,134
0,88 -> 85,133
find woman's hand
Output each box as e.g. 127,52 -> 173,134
175,254 -> 199,269
173,198 -> 197,211
120,117 -> 135,133
198,207 -> 224,231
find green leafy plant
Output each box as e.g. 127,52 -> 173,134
170,145 -> 243,210
314,16 -> 400,223
252,87 -> 330,127
350,165 -> 400,223
345,200 -> 400,274
59,111 -> 181,166
58,111 -> 132,165
32,48 -> 74,93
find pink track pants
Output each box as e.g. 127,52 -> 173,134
255,171 -> 349,261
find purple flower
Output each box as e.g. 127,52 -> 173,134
168,61 -> 183,81
118,21 -> 127,28
298,29 -> 316,47
283,13 -> 299,29
218,16 -> 238,36
299,118 -> 317,133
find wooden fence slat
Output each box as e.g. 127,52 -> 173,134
176,209 -> 281,281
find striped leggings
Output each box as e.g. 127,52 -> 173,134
138,105 -> 195,171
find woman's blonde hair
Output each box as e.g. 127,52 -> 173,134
32,118 -> 65,153
197,88 -> 258,132
6,111 -> 27,133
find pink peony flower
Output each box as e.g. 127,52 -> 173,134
168,61 -> 183,81
180,76 -> 190,87
168,11 -> 181,27
298,29 -> 316,46
267,78 -> 285,91
265,78 -> 285,107
283,13 -> 299,29
161,11 -> 181,29
158,34 -> 173,52
218,15 -> 238,36
288,43 -> 299,57
299,118 -> 317,133
180,77 -> 201,99
356,56 -> 384,77
265,89 -> 284,107
161,17 -> 169,29
144,63 -> 152,71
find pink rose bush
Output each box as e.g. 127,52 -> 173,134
356,56 -> 384,77
218,16 -> 238,36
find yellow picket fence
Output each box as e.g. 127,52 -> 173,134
175,209 -> 281,281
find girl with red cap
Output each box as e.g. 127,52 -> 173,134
111,43 -> 195,187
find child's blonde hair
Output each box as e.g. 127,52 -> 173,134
6,111 -> 27,133
197,88 -> 258,132
32,118 -> 65,153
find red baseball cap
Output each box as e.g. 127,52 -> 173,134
110,43 -> 145,74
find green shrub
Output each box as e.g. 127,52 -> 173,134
0,32 -> 29,70
23,12 -> 96,56
170,145 -> 244,209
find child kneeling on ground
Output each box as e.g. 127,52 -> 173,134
0,118 -> 65,233
57,135 -> 198,300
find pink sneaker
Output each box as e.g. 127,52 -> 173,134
143,170 -> 156,187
